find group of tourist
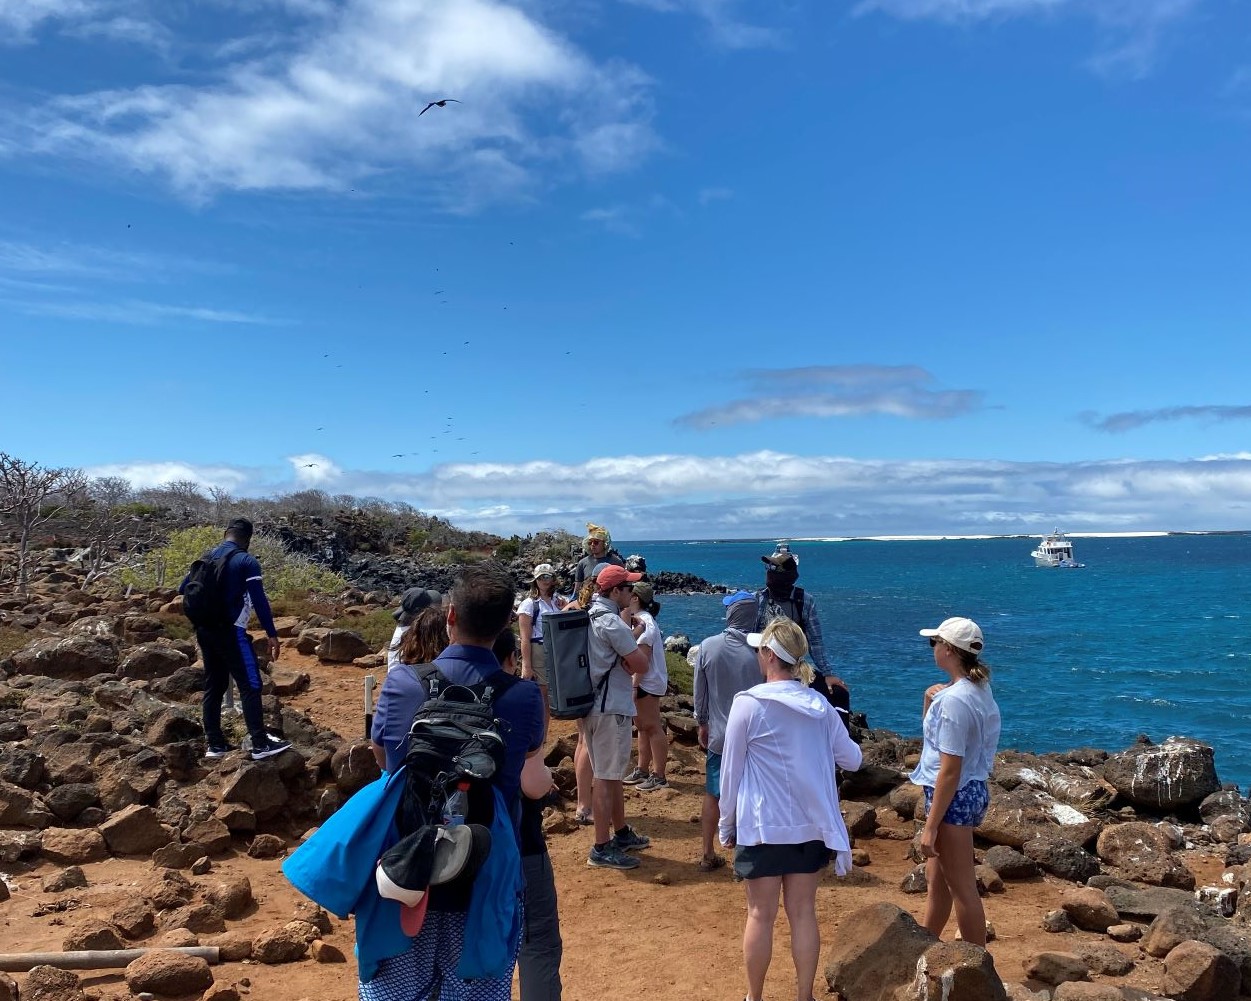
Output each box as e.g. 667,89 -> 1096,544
190,520 -> 1002,1001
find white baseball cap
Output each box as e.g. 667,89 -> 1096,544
919,617 -> 984,655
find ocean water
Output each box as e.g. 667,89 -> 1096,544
621,534 -> 1251,792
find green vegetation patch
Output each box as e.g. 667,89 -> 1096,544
666,650 -> 692,695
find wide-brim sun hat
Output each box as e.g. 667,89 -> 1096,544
919,616 -> 984,655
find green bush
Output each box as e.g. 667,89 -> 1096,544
332,608 -> 397,649
494,535 -> 521,561
666,650 -> 693,695
122,526 -> 347,597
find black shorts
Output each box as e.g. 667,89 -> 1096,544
733,840 -> 830,880
634,689 -> 661,699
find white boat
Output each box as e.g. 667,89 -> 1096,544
1031,530 -> 1084,568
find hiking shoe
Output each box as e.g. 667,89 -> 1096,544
204,745 -> 233,760
250,738 -> 291,761
638,775 -> 669,792
587,844 -> 640,870
611,825 -> 651,852
622,767 -> 649,785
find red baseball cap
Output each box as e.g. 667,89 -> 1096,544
596,565 -> 643,591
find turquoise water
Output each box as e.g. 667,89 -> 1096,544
623,535 -> 1251,792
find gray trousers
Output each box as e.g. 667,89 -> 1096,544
517,852 -> 562,1001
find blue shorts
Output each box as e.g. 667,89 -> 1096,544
705,751 -> 721,798
923,780 -> 990,828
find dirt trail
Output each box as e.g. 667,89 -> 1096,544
2,647 -> 1225,1000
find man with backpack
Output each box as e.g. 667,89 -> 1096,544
584,563 -> 653,871
364,561 -> 547,1001
753,546 -> 851,725
179,518 -> 290,761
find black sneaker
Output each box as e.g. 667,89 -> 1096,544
587,844 -> 640,870
251,738 -> 291,761
204,745 -> 232,760
611,825 -> 651,852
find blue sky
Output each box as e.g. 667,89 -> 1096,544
2,0 -> 1250,539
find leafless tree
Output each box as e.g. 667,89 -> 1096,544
209,486 -> 235,523
71,475 -> 161,585
0,453 -> 88,593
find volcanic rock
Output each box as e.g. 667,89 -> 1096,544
1022,836 -> 1101,884
124,950 -> 214,997
1101,738 -> 1220,811
118,643 -> 189,681
823,902 -> 938,1000
11,635 -> 119,680
1162,940 -> 1240,1001
40,827 -> 107,865
100,804 -> 173,855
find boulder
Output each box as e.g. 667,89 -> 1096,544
100,804 -> 172,855
1051,985 -> 1125,1001
1107,924 -> 1142,942
1162,940 -> 1240,1001
40,827 -> 107,865
184,818 -> 233,855
140,869 -> 195,911
978,786 -> 1102,849
314,629 -> 371,663
221,763 -> 289,815
1102,882 -> 1204,921
1101,738 -> 1220,811
330,739 -> 381,795
1042,909 -> 1074,933
888,782 -> 925,820
41,866 -> 88,893
118,643 -> 189,681
1144,907 -> 1211,958
910,941 -> 1008,1001
841,801 -> 877,838
1004,761 -> 1118,812
110,900 -> 156,939
823,902 -> 938,1000
203,930 -> 253,961
271,670 -> 311,696
983,845 -> 1040,880
0,829 -> 42,863
161,902 -> 226,934
22,965 -> 86,1001
97,746 -> 167,812
1060,887 -> 1119,932
151,842 -> 207,870
11,635 -> 119,680
1022,952 -> 1089,986
311,939 -> 347,963
252,925 -> 310,964
206,875 -> 254,919
214,802 -> 257,832
124,950 -> 214,997
1199,789 -> 1250,843
1095,822 -> 1195,889
0,779 -> 52,829
0,747 -> 46,788
62,918 -> 125,951
1072,942 -> 1135,976
44,783 -> 99,822
1022,836 -> 1101,884
248,833 -> 286,859
144,708 -> 203,746
0,973 -> 15,1001
839,763 -> 907,799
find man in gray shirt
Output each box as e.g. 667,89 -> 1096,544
693,590 -> 762,870
584,563 -> 651,871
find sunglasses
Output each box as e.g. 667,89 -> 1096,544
928,638 -> 941,648
537,574 -> 554,580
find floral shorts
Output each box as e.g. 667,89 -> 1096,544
923,779 -> 990,828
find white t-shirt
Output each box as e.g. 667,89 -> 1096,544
909,678 -> 1002,789
634,611 -> 667,697
516,595 -> 566,641
386,625 -> 408,672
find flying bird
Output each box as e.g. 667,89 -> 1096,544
420,99 -> 461,116
302,463 -> 318,468
392,453 -> 406,458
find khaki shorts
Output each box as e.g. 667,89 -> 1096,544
525,639 -> 547,686
582,713 -> 632,780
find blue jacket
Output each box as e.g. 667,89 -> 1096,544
282,769 -> 523,983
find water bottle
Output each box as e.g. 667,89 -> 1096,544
443,784 -> 468,826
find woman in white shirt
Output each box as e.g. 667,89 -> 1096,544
911,616 -> 1001,948
621,581 -> 670,792
719,618 -> 862,1001
516,563 -> 566,715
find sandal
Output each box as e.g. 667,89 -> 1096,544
697,854 -> 727,872
574,808 -> 594,826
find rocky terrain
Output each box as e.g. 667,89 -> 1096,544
2,549 -> 1251,1001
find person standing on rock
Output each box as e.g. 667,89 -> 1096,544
753,545 -> 850,726
719,618 -> 862,1001
693,590 -> 762,871
584,563 -> 653,870
180,518 -> 290,761
912,616 -> 1001,948
571,523 -> 623,597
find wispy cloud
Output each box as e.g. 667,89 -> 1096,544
675,364 -> 985,429
698,186 -> 733,205
853,0 -> 1200,78
0,237 -> 210,281
0,0 -> 100,42
83,450 -> 1251,538
580,205 -> 641,237
5,297 -> 277,325
620,0 -> 784,50
2,0 -> 657,204
1082,404 -> 1251,433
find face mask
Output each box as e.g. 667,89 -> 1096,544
766,569 -> 798,598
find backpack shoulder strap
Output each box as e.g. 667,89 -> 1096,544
792,587 -> 805,620
414,662 -> 447,697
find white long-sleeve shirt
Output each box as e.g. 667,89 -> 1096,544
718,680 -> 863,874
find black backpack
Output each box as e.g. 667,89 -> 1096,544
396,665 -> 516,839
183,546 -> 242,628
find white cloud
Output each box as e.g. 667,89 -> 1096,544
620,0 -> 784,50
698,186 -> 733,205
580,205 -> 641,237
676,365 -> 985,428
84,450 -> 1251,538
5,297 -> 276,324
854,0 -> 1200,78
84,460 -> 255,492
4,0 -> 657,203
0,0 -> 98,41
